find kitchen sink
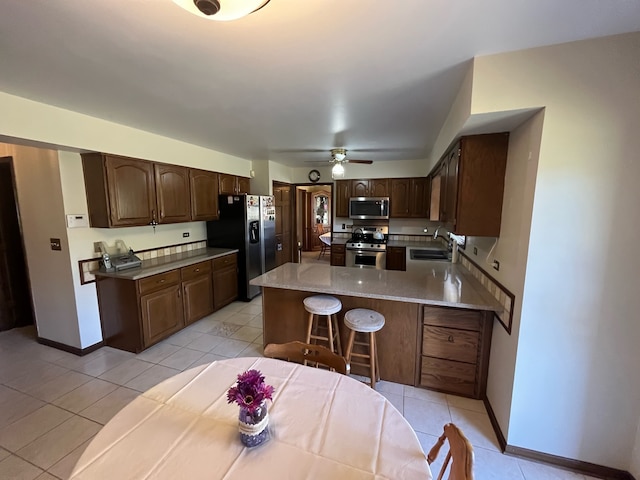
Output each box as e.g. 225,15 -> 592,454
409,248 -> 449,260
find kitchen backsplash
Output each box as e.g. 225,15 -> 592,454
79,240 -> 207,285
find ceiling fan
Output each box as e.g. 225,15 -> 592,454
327,148 -> 372,178
329,148 -> 373,165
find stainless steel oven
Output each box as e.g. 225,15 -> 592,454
346,249 -> 386,269
345,225 -> 388,269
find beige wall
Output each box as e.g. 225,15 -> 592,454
0,143 -> 80,346
470,32 -> 640,469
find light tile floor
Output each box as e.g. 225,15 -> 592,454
0,296 -> 602,480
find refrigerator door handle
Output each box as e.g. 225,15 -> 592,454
249,220 -> 259,243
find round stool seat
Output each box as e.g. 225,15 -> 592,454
344,308 -> 385,333
303,295 -> 342,316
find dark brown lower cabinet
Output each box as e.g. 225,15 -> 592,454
96,253 -> 238,353
213,253 -> 238,310
141,284 -> 184,346
419,305 -> 493,399
385,246 -> 406,271
181,261 -> 214,325
330,244 -> 345,266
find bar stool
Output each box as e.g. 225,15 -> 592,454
303,295 -> 342,355
344,308 -> 385,389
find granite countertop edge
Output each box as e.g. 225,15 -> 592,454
92,247 -> 239,281
251,263 -> 502,312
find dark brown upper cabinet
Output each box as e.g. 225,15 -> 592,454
219,174 -> 251,195
351,178 -> 389,197
82,153 -> 157,228
189,169 -> 219,221
390,177 -> 429,218
429,132 -> 509,237
334,180 -> 351,217
83,153 -> 225,227
155,164 -> 191,224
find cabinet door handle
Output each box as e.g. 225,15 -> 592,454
447,335 -> 454,343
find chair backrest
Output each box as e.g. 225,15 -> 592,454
316,223 -> 325,236
264,341 -> 349,375
427,423 -> 474,480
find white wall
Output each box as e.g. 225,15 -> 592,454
1,92 -> 254,349
0,143 -> 80,347
471,32 -> 640,469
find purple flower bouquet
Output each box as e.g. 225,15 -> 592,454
227,369 -> 274,447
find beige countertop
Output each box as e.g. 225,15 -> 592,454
92,247 -> 239,281
250,262 -> 502,312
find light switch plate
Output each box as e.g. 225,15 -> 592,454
66,214 -> 89,228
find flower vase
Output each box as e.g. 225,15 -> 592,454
238,400 -> 270,447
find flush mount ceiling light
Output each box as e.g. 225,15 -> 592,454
173,0 -> 271,21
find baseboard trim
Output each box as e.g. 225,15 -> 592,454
37,337 -> 104,356
483,396 -> 507,451
504,445 -> 635,480
483,398 -> 635,480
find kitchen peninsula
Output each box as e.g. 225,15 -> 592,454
251,262 -> 502,398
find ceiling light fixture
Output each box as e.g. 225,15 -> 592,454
173,0 -> 271,21
331,162 -> 345,179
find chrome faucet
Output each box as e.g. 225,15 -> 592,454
433,226 -> 442,240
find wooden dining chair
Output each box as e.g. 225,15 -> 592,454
427,423 -> 474,480
264,341 -> 350,375
316,224 -> 329,259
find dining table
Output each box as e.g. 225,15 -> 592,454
70,356 -> 432,479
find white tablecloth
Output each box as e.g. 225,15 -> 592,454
71,357 -> 431,479
319,232 -> 332,246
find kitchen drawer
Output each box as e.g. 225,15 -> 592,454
422,305 -> 482,331
422,326 -> 479,364
180,260 -> 211,281
138,269 -> 180,295
331,244 -> 346,253
420,356 -> 477,397
213,253 -> 237,270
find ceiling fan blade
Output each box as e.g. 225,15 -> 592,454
347,159 -> 373,164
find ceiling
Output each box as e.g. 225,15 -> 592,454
1,0 -> 639,167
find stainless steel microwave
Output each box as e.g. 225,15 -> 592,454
349,197 -> 390,220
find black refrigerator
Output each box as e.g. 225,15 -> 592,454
207,194 -> 276,301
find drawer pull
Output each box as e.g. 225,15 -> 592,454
158,279 -> 165,284
447,335 -> 454,343
194,268 -> 200,272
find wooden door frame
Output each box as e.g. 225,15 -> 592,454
272,181 -> 296,264
293,182 -> 333,253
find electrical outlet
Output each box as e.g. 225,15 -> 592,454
473,246 -> 478,255
94,242 -> 102,253
182,232 -> 190,238
50,238 -> 61,251
492,260 -> 500,271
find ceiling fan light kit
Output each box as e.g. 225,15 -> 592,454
174,0 -> 271,21
331,162 -> 345,179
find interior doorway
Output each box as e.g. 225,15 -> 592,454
295,184 -> 332,254
0,157 -> 34,331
